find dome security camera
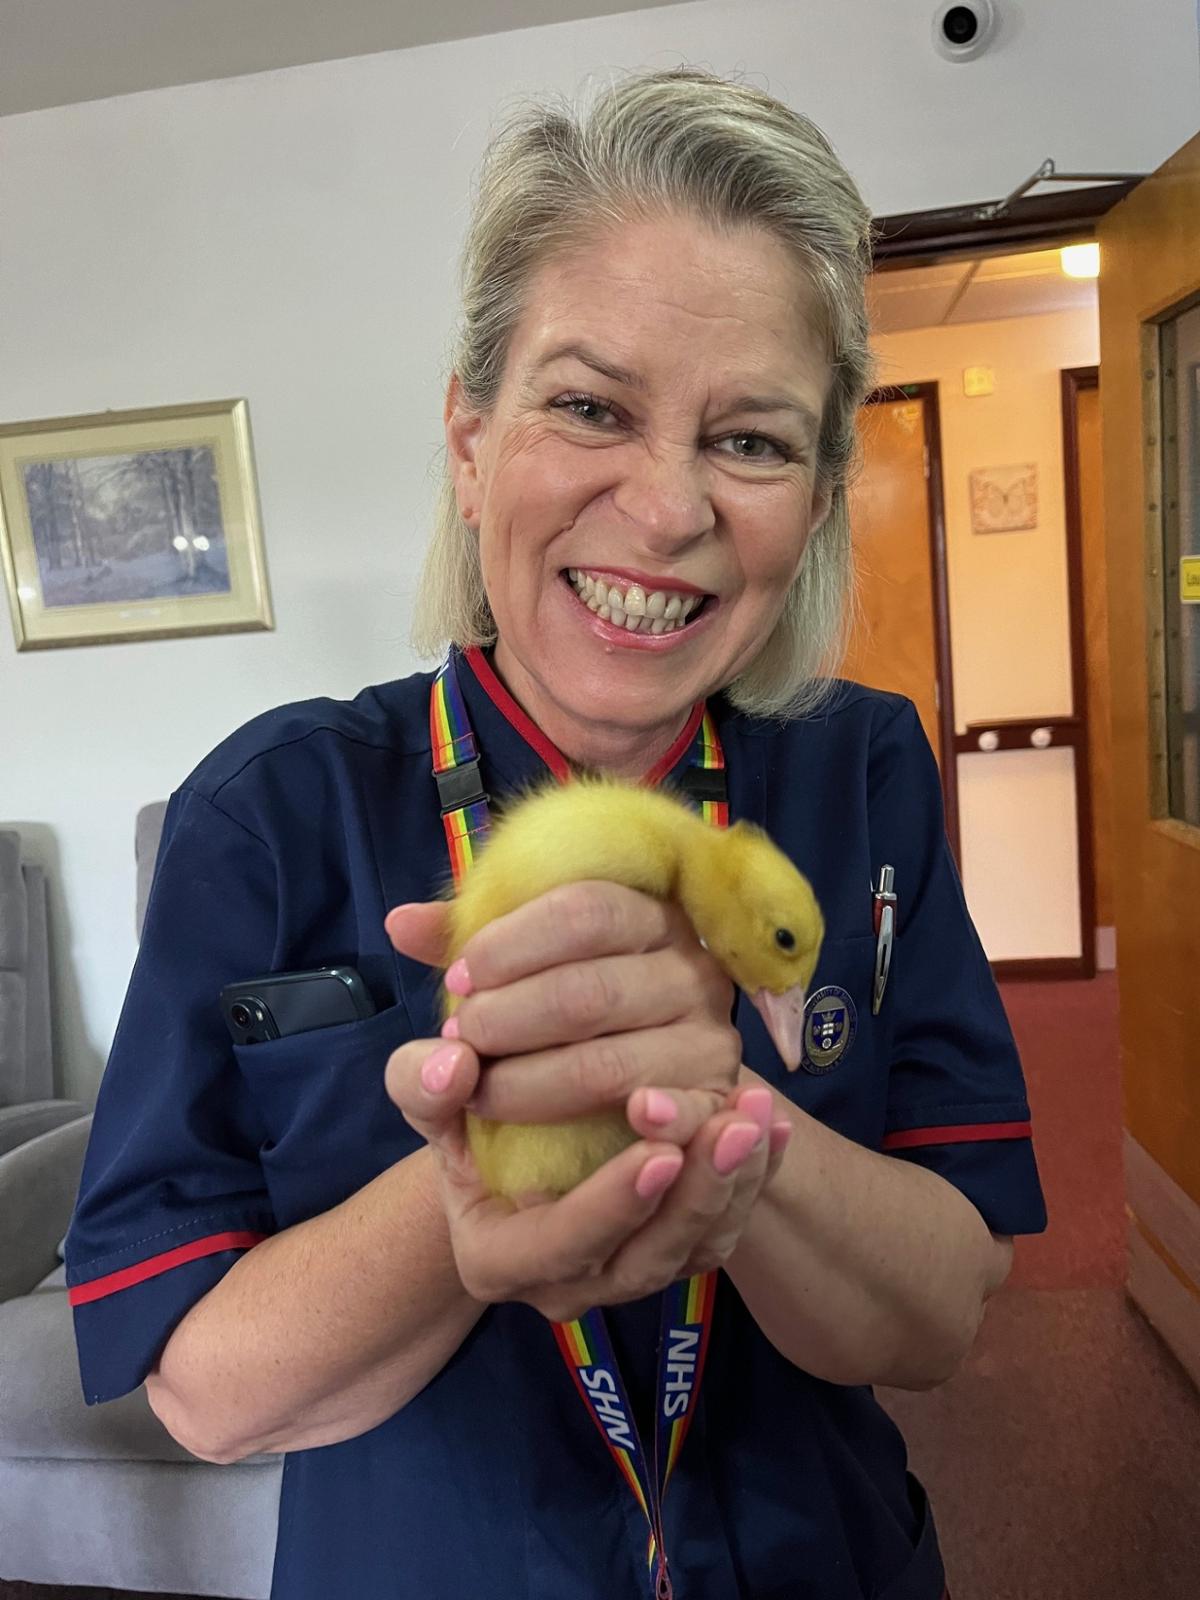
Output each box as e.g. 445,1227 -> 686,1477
933,1 -> 998,62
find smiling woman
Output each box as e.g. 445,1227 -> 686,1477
66,64 -> 1043,1600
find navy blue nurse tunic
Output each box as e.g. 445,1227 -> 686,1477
66,645 -> 1046,1600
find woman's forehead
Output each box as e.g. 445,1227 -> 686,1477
511,219 -> 829,404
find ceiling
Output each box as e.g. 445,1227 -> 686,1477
0,0 -> 695,116
868,247 -> 1099,335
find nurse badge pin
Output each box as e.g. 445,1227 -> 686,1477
800,986 -> 857,1074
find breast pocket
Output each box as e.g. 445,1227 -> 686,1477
233,1001 -> 423,1225
735,931 -> 885,1144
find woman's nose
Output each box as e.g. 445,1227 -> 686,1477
612,444 -> 715,552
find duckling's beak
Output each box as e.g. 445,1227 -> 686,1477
750,984 -> 807,1072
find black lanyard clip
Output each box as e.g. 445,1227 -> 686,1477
433,760 -> 490,816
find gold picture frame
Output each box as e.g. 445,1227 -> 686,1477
0,398 -> 273,650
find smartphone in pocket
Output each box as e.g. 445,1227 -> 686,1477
220,966 -> 376,1045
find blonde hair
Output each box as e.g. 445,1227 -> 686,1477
414,66 -> 876,719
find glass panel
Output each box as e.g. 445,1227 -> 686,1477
1160,303 -> 1200,827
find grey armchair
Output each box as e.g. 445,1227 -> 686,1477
0,828 -> 87,1153
0,804 -> 282,1596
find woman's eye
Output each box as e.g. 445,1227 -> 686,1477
713,432 -> 790,464
554,394 -> 617,427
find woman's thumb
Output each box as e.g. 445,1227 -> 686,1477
385,901 -> 452,967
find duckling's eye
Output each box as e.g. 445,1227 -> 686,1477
775,928 -> 796,951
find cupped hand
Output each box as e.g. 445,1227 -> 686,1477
411,879 -> 745,1143
382,892 -> 793,1320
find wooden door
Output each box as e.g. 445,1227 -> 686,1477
1098,132 -> 1200,1383
844,386 -> 957,847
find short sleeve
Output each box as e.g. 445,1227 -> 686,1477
870,702 -> 1047,1238
65,785 -> 279,1403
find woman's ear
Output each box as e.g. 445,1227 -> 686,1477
807,474 -> 834,537
444,372 -> 486,529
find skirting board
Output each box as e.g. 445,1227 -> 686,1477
1124,1132 -> 1200,1391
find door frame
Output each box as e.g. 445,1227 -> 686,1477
1060,365 -> 1101,976
861,382 -> 960,862
870,191 -> 1126,978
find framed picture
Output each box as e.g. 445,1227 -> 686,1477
968,462 -> 1038,534
0,398 -> 273,650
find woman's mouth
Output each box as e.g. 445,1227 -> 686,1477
563,568 -> 712,635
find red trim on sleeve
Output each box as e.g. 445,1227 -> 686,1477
68,1230 -> 268,1307
882,1120 -> 1032,1152
463,647 -> 571,782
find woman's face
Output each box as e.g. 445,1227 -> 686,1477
445,210 -> 835,764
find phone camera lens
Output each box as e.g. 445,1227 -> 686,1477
231,1003 -> 252,1028
944,5 -> 979,44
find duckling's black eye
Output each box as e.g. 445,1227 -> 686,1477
775,927 -> 796,951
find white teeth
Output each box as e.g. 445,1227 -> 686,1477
567,570 -> 706,631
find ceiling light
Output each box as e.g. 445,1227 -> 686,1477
1060,243 -> 1100,279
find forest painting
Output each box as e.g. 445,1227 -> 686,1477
0,398 -> 272,650
24,445 -> 232,607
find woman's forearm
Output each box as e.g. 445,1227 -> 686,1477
145,1147 -> 483,1463
726,1068 -> 1012,1390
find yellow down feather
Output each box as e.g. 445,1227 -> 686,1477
442,776 -> 823,1201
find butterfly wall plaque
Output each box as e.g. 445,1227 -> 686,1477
968,463 -> 1038,534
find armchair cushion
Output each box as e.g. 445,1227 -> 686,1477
0,1115 -> 92,1301
0,1099 -> 89,1159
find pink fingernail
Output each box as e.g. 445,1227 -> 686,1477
713,1122 -> 763,1176
421,1044 -> 461,1094
440,1014 -> 460,1039
643,1089 -> 676,1127
445,959 -> 473,997
635,1153 -> 684,1199
769,1120 -> 793,1157
738,1088 -> 774,1132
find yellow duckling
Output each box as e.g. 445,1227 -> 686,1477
443,776 -> 824,1201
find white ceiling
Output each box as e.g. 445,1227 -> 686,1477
868,247 -> 1099,335
0,0 -> 696,116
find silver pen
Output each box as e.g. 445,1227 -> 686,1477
872,865 -> 896,1015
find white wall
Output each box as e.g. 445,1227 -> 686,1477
2,0 -> 1198,1099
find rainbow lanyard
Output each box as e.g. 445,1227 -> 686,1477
429,651 -> 727,1599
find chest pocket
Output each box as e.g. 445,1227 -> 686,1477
233,1000 -> 423,1227
734,931 -> 887,1147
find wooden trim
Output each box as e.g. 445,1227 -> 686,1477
992,956 -> 1089,981
1061,366 -> 1100,978
953,716 -> 1081,755
862,383 -> 960,865
1126,1132 -> 1200,1291
873,183 -> 1138,270
1125,1131 -> 1200,1391
1140,324 -> 1172,816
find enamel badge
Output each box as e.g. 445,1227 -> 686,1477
801,985 -> 857,1074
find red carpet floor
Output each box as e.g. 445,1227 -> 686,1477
880,973 -> 1200,1600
